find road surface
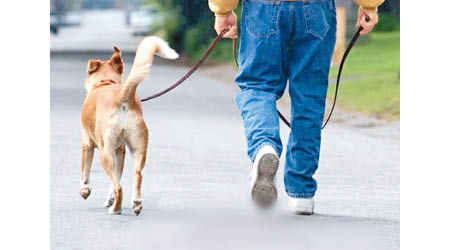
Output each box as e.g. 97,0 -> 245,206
51,53 -> 399,250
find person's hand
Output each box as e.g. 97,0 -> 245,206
214,11 -> 238,39
356,7 -> 379,35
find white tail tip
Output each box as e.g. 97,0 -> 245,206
141,36 -> 179,60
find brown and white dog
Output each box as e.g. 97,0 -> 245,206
79,37 -> 178,215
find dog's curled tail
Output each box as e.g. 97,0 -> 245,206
120,36 -> 178,102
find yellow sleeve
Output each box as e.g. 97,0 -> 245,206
353,0 -> 385,12
208,0 -> 239,16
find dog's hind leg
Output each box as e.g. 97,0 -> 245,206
80,134 -> 95,199
128,128 -> 148,216
99,145 -> 123,215
131,148 -> 146,216
104,145 -> 125,208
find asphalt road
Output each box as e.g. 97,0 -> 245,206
50,53 -> 399,250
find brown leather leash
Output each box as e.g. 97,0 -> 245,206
141,27 -> 364,129
140,30 -> 226,102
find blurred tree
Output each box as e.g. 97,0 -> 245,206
147,0 -> 236,61
379,0 -> 400,16
82,0 -> 116,9
148,0 -> 215,49
376,0 -> 400,31
52,0 -> 81,12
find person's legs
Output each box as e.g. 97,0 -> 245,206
235,0 -> 289,162
284,0 -> 337,200
236,0 -> 293,206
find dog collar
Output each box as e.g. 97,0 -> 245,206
94,79 -> 119,89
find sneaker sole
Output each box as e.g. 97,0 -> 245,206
251,153 -> 279,207
289,203 -> 315,215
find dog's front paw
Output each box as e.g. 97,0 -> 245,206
132,200 -> 143,216
80,187 -> 91,199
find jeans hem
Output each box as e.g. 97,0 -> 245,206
286,192 -> 315,199
250,142 -> 280,163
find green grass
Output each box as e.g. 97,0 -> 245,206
328,31 -> 400,121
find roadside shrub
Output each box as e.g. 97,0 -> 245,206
376,0 -> 400,32
375,13 -> 400,32
145,0 -> 241,62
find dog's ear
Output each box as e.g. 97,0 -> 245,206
86,60 -> 101,74
109,46 -> 123,74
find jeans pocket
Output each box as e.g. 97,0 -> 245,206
243,0 -> 280,38
303,1 -> 332,40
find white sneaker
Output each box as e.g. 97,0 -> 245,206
288,197 -> 315,215
250,145 -> 279,207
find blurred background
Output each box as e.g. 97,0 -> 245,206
50,1 -> 399,250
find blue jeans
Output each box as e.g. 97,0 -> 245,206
235,0 -> 337,198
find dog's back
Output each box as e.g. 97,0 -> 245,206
82,37 -> 179,142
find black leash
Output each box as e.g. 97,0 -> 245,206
232,26 -> 364,129
141,27 -> 364,129
321,26 -> 363,129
